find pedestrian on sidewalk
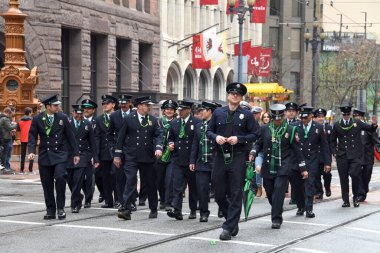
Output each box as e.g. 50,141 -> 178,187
18,107 -> 34,175
0,107 -> 17,173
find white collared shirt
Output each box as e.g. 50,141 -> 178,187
181,115 -> 191,124
137,112 -> 147,123
85,116 -> 93,122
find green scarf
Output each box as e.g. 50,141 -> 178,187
43,113 -> 53,137
161,117 -> 172,163
103,113 -> 109,128
200,120 -> 211,163
268,120 -> 288,175
339,118 -> 355,131
179,119 -> 186,139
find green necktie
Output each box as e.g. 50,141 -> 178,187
49,115 -> 54,125
76,120 -> 80,130
304,124 -> 309,138
179,119 -> 186,139
123,112 -> 127,118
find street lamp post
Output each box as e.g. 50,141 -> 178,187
304,20 -> 327,107
229,0 -> 255,83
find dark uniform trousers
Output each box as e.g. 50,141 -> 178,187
82,163 -> 95,204
172,163 -> 197,212
39,163 -> 67,214
94,169 -> 104,199
336,157 -> 361,202
196,170 -> 211,217
212,152 -> 246,232
67,167 -> 85,208
123,161 -> 158,211
263,175 -> 288,224
114,163 -> 126,204
98,160 -> 115,205
315,163 -> 332,195
156,161 -> 172,205
358,164 -> 374,199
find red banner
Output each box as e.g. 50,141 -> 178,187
226,0 -> 239,15
259,47 -> 272,77
192,34 -> 211,69
248,46 -> 262,75
200,0 -> 218,5
234,41 -> 251,56
251,0 -> 267,23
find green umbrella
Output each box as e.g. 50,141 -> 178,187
243,161 -> 258,221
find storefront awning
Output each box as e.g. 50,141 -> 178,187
245,83 -> 294,95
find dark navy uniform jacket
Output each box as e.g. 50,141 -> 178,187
255,124 -> 307,179
331,118 -> 377,160
67,118 -> 99,168
94,114 -> 114,161
293,121 -> 331,167
114,111 -> 163,163
206,106 -> 259,154
28,112 -> 79,166
320,124 -> 333,164
108,109 -> 131,152
360,125 -> 380,165
168,116 -> 201,167
190,121 -> 215,172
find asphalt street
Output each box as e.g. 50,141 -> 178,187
0,164 -> 380,253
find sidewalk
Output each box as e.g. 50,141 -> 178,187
0,161 -> 40,181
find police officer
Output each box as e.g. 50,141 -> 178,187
313,108 -> 333,199
167,99 -> 200,220
28,94 -> 80,220
94,95 -> 117,208
352,109 -> 380,202
292,106 -> 331,218
156,100 -> 178,210
81,99 -> 98,207
252,104 -> 307,229
67,105 -> 100,213
114,96 -> 163,220
331,105 -> 378,208
190,101 -> 218,222
108,94 -> 133,210
207,83 -> 258,240
284,102 -> 300,205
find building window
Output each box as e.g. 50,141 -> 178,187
269,27 -> 279,56
138,43 -> 153,91
291,28 -> 301,59
61,29 -> 70,114
290,72 -> 300,98
122,0 -> 129,7
116,38 -> 132,93
213,78 -> 220,101
199,72 -> 207,99
270,0 -> 280,16
292,0 -> 301,17
90,34 -> 97,103
136,0 -> 143,11
144,0 -> 150,13
183,69 -> 193,98
91,34 -> 108,106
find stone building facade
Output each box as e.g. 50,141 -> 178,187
0,0 -> 160,114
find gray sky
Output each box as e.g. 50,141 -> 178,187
322,0 -> 380,41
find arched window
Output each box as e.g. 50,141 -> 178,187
183,68 -> 193,98
199,71 -> 207,99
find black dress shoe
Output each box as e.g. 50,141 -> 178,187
306,210 -> 315,218
231,224 -> 239,237
296,208 -> 304,216
325,189 -> 331,197
57,209 -> 66,220
84,202 -> 91,208
71,207 -> 79,213
199,216 -> 208,222
149,210 -> 158,219
218,209 -> 224,218
118,209 -> 131,220
289,199 -> 296,205
342,202 -> 350,207
98,196 -> 104,203
353,200 -> 360,208
167,209 -> 183,220
271,223 -> 281,229
315,194 -> 323,200
43,213 -> 56,220
131,202 -> 137,212
356,196 -> 365,202
189,210 -> 197,219
101,203 -> 113,208
219,230 -> 231,241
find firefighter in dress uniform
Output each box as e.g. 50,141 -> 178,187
189,101 -> 218,222
331,105 -> 378,208
252,104 -> 307,229
207,83 -> 258,240
67,105 -> 100,213
166,99 -> 201,220
114,96 -> 163,220
28,94 -> 80,220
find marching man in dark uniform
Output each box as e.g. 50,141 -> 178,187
292,106 -> 331,218
352,109 -> 380,202
313,108 -> 333,199
252,104 -> 307,229
190,101 -> 218,222
167,99 -> 200,220
114,96 -> 163,220
331,105 -> 378,208
207,83 -> 258,240
156,100 -> 178,210
67,105 -> 99,213
94,95 -> 117,208
28,94 -> 80,220
108,94 -> 133,210
81,99 -> 98,207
